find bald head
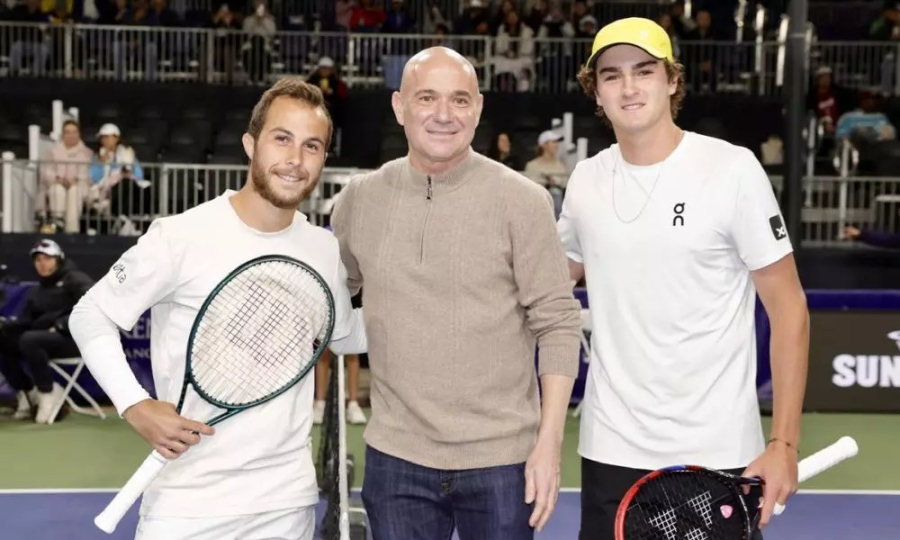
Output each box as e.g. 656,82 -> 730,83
398,47 -> 480,98
391,47 -> 483,175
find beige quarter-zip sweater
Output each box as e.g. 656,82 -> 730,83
331,149 -> 582,470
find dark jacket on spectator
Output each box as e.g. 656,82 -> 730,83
16,261 -> 94,335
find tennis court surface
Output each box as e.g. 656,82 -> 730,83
2,411 -> 898,539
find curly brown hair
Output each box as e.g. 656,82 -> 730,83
576,59 -> 687,127
247,77 -> 333,147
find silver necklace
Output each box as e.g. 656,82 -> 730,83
610,132 -> 685,224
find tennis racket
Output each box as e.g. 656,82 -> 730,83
614,436 -> 859,540
94,254 -> 335,534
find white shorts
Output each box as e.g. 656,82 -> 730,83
134,506 -> 316,540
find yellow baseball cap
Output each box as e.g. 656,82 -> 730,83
584,17 -> 674,69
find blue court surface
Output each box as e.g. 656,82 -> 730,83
1,489 -> 897,539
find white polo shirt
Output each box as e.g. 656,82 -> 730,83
84,190 -> 366,518
558,131 -> 793,470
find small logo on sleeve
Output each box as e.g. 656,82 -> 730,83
769,215 -> 787,240
112,263 -> 127,284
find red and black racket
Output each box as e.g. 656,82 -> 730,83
614,437 -> 859,540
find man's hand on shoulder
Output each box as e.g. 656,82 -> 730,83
123,399 -> 215,460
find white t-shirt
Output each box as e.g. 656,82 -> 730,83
558,132 -> 793,471
86,190 -> 366,518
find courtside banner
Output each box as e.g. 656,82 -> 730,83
806,311 -> 900,413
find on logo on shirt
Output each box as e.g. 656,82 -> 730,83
112,263 -> 127,284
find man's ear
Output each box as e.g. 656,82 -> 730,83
391,91 -> 405,127
242,133 -> 255,161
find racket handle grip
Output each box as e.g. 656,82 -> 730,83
94,450 -> 168,534
773,436 -> 859,517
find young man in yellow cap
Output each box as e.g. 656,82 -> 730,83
558,17 -> 810,540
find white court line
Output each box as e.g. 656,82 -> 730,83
2,488 -> 900,496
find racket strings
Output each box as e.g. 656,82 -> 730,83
190,260 -> 333,406
624,473 -> 748,540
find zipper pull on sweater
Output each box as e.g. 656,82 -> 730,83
427,176 -> 433,200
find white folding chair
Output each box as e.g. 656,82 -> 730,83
46,357 -> 108,425
572,309 -> 592,418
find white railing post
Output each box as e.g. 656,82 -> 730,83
1,152 -> 14,234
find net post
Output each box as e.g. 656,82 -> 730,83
337,354 -> 350,540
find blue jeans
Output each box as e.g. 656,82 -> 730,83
362,445 -> 534,540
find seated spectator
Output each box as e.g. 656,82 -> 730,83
684,9 -> 719,93
807,66 -> 851,157
87,124 -> 146,226
536,5 -> 575,92
669,0 -> 697,38
209,3 -> 242,83
8,0 -> 51,77
493,7 -> 534,92
334,0 -> 355,31
0,239 -> 94,424
524,130 -> 568,217
382,0 -> 413,34
869,3 -> 900,41
39,120 -> 93,234
522,0 -> 547,34
242,0 -> 277,84
349,0 -> 385,32
422,2 -> 448,35
487,131 -> 522,171
491,0 -> 515,34
836,89 -> 896,145
307,56 -> 348,152
454,0 -> 488,35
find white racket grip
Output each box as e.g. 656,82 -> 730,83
94,450 -> 169,534
773,436 -> 859,516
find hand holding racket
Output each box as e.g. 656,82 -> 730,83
94,255 -> 335,534
614,436 -> 859,540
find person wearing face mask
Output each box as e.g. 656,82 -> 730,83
331,47 -> 582,539
0,239 -> 94,424
558,18 -> 809,539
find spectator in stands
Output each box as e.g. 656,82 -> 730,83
525,130 -> 568,218
87,123 -> 146,230
0,239 -> 93,424
209,3 -> 242,84
242,0 -> 276,84
349,0 -> 385,32
454,0 -> 488,35
523,0 -> 548,34
491,0 -> 515,34
39,120 -> 93,234
844,225 -> 900,248
537,5 -> 576,92
307,56 -> 348,153
570,0 -> 589,28
658,11 -> 681,60
422,2 -> 448,35
8,0 -> 51,77
668,0 -> 696,38
869,2 -> 900,41
836,89 -> 896,145
685,9 -> 719,93
488,131 -> 523,171
334,0 -> 355,31
494,7 -> 535,92
382,0 -> 413,34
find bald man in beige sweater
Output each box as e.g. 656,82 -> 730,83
331,47 -> 582,539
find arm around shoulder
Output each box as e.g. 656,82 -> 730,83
330,176 -> 364,296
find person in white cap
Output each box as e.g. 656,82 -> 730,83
558,17 -> 809,540
0,239 -> 94,423
524,130 -> 568,217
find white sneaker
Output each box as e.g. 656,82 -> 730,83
34,383 -> 64,424
313,400 -> 325,425
12,391 -> 34,420
346,401 -> 367,425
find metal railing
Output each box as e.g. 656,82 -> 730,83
4,21 -> 899,95
3,153 -> 899,247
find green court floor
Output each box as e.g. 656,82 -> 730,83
1,409 -> 896,491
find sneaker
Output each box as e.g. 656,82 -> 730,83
313,400 -> 325,425
12,390 -> 35,420
346,401 -> 367,425
34,383 -> 65,424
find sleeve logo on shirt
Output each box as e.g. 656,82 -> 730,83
769,215 -> 787,241
112,263 -> 127,284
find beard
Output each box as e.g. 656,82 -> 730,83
250,157 -> 319,210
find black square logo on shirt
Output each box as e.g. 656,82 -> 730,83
769,215 -> 787,241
